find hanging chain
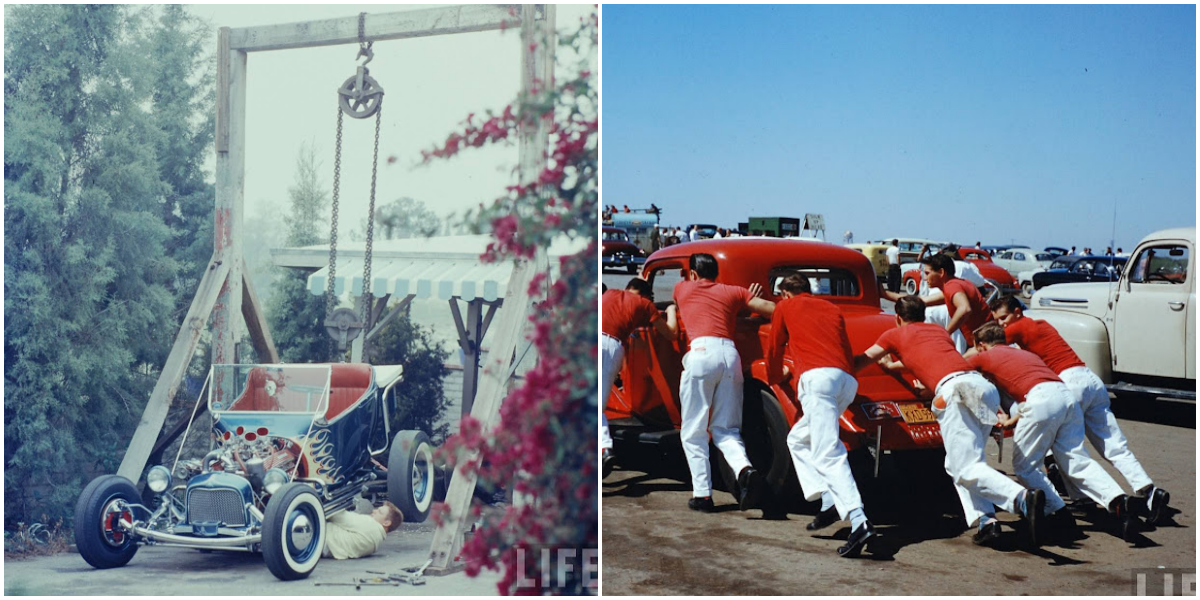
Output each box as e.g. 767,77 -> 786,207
360,106 -> 381,325
326,108 -> 344,321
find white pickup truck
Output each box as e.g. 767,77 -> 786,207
1025,227 -> 1195,400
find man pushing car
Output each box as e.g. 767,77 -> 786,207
854,296 -> 1044,547
674,253 -> 775,512
767,273 -> 875,557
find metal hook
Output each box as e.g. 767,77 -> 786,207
356,44 -> 374,67
356,12 -> 373,67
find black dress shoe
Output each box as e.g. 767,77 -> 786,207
807,507 -> 840,531
837,521 -> 875,558
688,496 -> 715,513
736,466 -> 762,511
972,520 -> 1001,546
1144,487 -> 1170,525
602,449 -> 614,479
1020,489 -> 1045,548
1110,494 -> 1141,542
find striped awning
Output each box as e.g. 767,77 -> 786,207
272,234 -> 588,303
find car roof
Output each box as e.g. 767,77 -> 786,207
603,226 -> 627,233
1138,227 -> 1196,246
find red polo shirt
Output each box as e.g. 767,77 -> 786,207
874,323 -> 973,391
1002,316 -> 1087,374
601,289 -> 660,344
673,279 -> 753,340
768,294 -> 854,380
938,277 -> 991,344
967,345 -> 1061,402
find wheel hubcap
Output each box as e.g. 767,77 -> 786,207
289,513 -> 313,550
412,450 -> 430,503
101,499 -> 132,547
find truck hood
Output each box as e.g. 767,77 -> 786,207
1029,281 -> 1114,321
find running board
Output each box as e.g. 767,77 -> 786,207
1107,382 -> 1196,402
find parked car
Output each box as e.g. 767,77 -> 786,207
991,247 -> 1055,278
874,237 -> 945,263
1044,247 -> 1069,258
606,238 -> 945,503
603,226 -> 647,274
1031,255 -> 1127,291
75,363 -> 436,580
981,244 -> 1022,255
845,243 -> 890,283
1027,227 -> 1194,400
685,223 -> 720,240
900,247 -> 1016,297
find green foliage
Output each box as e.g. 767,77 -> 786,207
267,268 -> 335,364
371,196 -> 442,240
366,312 -> 451,444
4,4 -> 181,524
284,142 -> 329,247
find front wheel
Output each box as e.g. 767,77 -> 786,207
1021,280 -> 1034,298
262,483 -> 326,581
74,475 -> 140,569
388,430 -> 435,523
904,276 -> 919,296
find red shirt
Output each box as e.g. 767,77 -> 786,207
967,345 -> 1061,402
875,323 -> 973,391
601,289 -> 660,343
768,294 -> 854,379
938,277 -> 991,343
1002,316 -> 1087,374
673,279 -> 753,340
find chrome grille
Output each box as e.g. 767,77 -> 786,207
187,488 -> 247,526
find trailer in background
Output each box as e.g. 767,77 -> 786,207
609,209 -> 661,252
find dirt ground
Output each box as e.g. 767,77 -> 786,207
602,399 -> 1195,595
3,519 -> 499,596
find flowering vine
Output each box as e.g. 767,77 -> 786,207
418,8 -> 597,595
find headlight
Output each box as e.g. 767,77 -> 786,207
147,465 -> 171,493
263,468 -> 289,494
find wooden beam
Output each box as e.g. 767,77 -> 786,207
118,259 -> 230,481
240,262 -> 279,364
479,300 -> 500,342
461,299 -> 483,416
448,298 -> 471,354
427,4 -> 555,575
228,5 -> 529,53
215,28 -> 230,153
212,45 -> 247,367
366,294 -> 415,341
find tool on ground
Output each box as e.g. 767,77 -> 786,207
365,558 -> 434,586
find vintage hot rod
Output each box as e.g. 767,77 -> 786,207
74,363 -> 436,580
607,238 -> 945,504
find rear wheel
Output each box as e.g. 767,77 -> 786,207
904,276 -> 919,295
262,483 -> 325,581
716,388 -> 795,508
1021,280 -> 1034,298
388,430 -> 435,523
74,475 -> 140,569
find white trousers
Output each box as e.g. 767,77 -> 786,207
600,335 -> 624,451
1011,382 -> 1124,514
935,373 -> 1025,526
924,304 -> 968,353
679,337 -> 752,498
1058,366 -> 1152,494
786,368 -> 863,518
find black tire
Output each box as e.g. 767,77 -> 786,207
74,475 -> 140,569
388,430 -> 435,523
627,264 -> 638,274
1021,280 -> 1034,299
716,388 -> 795,508
261,483 -> 325,581
904,276 -> 918,295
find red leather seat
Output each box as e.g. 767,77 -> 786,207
325,364 -> 372,420
231,365 -> 371,418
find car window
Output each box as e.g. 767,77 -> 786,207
603,230 -> 629,242
1013,252 -> 1025,261
998,251 -> 1012,260
1035,253 -> 1052,261
643,262 -> 687,303
1129,244 -> 1190,284
1070,261 -> 1094,274
1050,259 -> 1072,270
767,266 -> 861,298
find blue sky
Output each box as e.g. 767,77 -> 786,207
603,5 -> 1196,252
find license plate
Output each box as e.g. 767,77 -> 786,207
899,403 -> 937,424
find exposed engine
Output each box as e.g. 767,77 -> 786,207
174,433 -> 302,491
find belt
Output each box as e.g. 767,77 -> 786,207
688,336 -> 734,349
934,370 -> 973,396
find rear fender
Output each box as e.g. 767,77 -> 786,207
1022,309 -> 1113,383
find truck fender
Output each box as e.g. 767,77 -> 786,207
1022,309 -> 1113,384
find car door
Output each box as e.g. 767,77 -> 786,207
618,260 -> 687,427
1112,242 -> 1192,378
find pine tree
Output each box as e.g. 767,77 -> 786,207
5,5 -> 178,523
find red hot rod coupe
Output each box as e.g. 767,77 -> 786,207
606,238 -> 945,500
74,363 -> 436,580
